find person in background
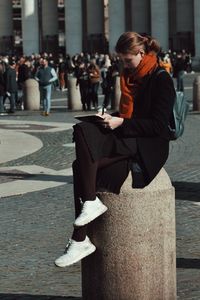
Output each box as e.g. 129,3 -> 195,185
87,61 -> 101,110
101,63 -> 118,110
173,52 -> 186,92
17,57 -> 32,110
4,60 -> 18,113
35,57 -> 57,116
0,62 -> 6,114
76,61 -> 90,111
54,31 -> 175,268
159,54 -> 173,76
58,57 -> 67,91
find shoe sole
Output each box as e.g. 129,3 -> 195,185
54,244 -> 96,267
73,205 -> 108,227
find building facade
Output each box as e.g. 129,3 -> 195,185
0,0 -> 199,59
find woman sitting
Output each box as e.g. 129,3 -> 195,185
55,31 -> 176,267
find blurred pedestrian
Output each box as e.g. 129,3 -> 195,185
173,52 -> 186,92
0,62 -> 6,113
76,61 -> 90,111
35,58 -> 57,116
4,60 -> 18,113
17,57 -> 32,110
88,62 -> 100,109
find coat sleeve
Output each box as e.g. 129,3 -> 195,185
118,71 -> 176,137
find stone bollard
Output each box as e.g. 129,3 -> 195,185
82,168 -> 176,300
111,76 -> 121,110
23,79 -> 40,110
193,75 -> 200,111
67,76 -> 82,110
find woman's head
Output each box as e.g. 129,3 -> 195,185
115,32 -> 160,69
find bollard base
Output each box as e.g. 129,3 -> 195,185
82,168 -> 176,300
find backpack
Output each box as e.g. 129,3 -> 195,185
156,69 -> 189,140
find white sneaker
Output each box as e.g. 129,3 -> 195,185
54,236 -> 96,267
73,196 -> 108,227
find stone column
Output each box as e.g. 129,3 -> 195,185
41,0 -> 58,54
64,0 -> 82,55
86,0 -> 104,53
131,0 -> 150,34
82,168 -> 176,300
194,0 -> 200,58
87,0 -> 104,35
150,0 -> 169,51
0,1 -> 13,53
108,0 -> 125,53
21,0 -> 39,55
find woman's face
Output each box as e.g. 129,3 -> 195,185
119,51 -> 144,70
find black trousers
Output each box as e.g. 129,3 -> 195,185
72,125 -> 134,211
71,124 -> 145,241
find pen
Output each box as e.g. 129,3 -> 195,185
102,104 -> 104,115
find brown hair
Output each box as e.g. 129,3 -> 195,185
115,32 -> 160,55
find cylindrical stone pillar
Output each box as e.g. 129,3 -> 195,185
0,1 -> 13,53
82,168 -> 176,300
67,76 -> 82,110
193,76 -> 200,111
21,0 -> 39,55
23,79 -> 40,110
150,0 -> 169,51
194,0 -> 200,58
42,0 -> 58,54
64,0 -> 83,55
108,0 -> 125,53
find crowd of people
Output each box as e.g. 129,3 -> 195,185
0,48 -> 194,115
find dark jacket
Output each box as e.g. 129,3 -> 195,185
0,71 -> 5,96
18,64 -> 32,85
4,67 -> 18,93
173,57 -> 186,78
118,67 -> 176,184
35,66 -> 53,86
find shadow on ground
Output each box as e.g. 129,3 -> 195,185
172,181 -> 200,202
177,258 -> 200,269
0,295 -> 81,300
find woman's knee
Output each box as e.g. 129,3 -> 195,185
72,160 -> 78,172
73,124 -> 84,141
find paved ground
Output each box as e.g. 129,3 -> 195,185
0,73 -> 200,299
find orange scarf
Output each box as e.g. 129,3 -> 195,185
119,52 -> 158,118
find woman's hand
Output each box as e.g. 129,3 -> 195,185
97,113 -> 124,130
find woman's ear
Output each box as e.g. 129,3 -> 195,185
140,50 -> 145,57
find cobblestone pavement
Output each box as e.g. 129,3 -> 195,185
0,76 -> 200,299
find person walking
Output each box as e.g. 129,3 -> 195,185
76,61 -> 90,111
35,57 -> 57,116
173,52 -> 186,92
4,60 -> 18,113
87,62 -> 101,110
0,62 -> 6,114
55,31 -> 176,267
17,57 -> 32,110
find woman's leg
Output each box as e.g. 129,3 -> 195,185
71,160 -> 87,241
72,128 -> 130,241
74,125 -> 130,201
55,129 -> 133,267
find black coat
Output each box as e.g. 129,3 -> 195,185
118,67 -> 176,184
4,67 -> 18,93
76,67 -> 175,187
0,71 -> 5,96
